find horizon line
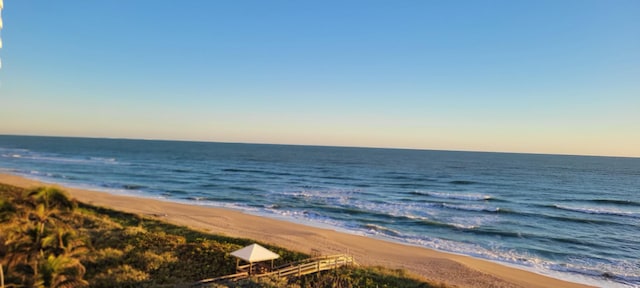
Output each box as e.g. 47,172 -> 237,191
1,133 -> 638,159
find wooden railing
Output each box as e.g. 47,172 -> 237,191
273,254 -> 353,270
272,254 -> 355,278
193,254 -> 356,286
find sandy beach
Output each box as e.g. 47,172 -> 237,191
0,173 -> 592,288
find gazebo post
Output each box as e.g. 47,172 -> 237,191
235,258 -> 239,273
249,262 -> 253,275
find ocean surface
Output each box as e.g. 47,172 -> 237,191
0,135 -> 638,287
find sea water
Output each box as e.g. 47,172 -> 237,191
0,135 -> 638,287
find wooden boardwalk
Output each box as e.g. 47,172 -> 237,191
193,254 -> 356,286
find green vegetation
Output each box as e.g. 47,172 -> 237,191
0,183 -> 445,287
0,185 -> 87,288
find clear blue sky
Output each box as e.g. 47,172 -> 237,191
0,0 -> 638,156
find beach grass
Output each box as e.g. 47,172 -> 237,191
0,183 -> 443,287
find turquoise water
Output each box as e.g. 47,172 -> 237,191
1,135 -> 638,287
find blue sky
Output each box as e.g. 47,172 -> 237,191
0,0 -> 638,156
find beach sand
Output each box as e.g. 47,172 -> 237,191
0,173 -> 592,288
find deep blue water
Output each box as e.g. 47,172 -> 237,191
1,135 -> 638,287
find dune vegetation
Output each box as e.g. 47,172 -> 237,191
0,183 -> 444,287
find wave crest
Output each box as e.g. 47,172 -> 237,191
442,203 -> 500,213
416,191 -> 492,201
554,205 -> 640,218
362,224 -> 402,237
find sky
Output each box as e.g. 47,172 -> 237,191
0,1 -> 638,157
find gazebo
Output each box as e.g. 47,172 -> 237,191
230,243 -> 280,275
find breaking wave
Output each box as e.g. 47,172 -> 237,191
415,191 -> 493,201
441,203 -> 501,212
554,205 -> 640,218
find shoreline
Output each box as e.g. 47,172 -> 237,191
0,173 -> 593,288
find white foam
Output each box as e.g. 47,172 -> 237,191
425,191 -> 492,201
555,204 -> 640,218
442,203 -> 500,212
362,224 -> 402,237
1,148 -> 120,165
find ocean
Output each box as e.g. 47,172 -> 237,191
0,135 -> 638,287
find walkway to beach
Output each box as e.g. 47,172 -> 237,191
193,254 -> 356,286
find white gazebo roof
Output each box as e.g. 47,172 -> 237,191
231,243 -> 280,263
